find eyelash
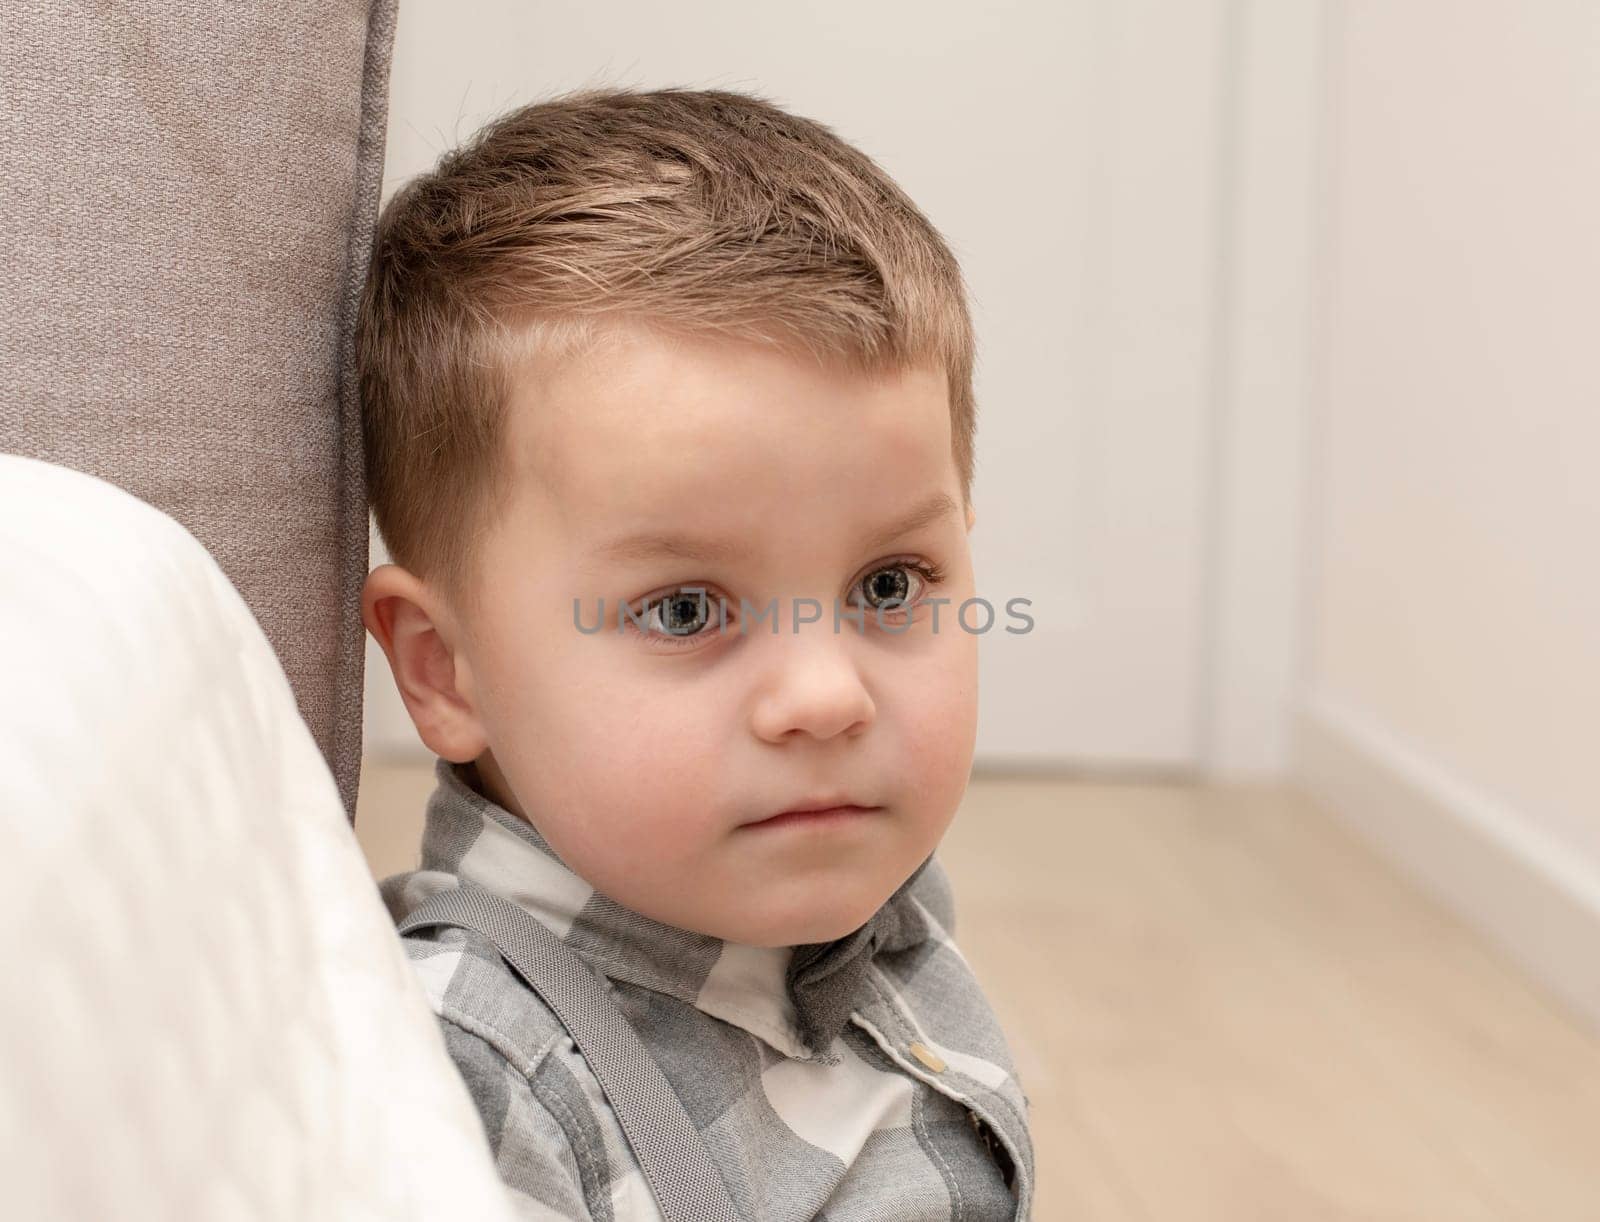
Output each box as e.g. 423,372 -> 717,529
627,558 -> 948,650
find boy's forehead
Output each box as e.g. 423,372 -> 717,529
508,327 -> 954,533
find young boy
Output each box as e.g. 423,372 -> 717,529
360,86 -> 1035,1220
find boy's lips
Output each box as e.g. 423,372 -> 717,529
739,803 -> 883,829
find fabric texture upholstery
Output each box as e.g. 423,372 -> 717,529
0,0 -> 399,822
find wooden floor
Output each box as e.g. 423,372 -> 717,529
355,759 -> 1600,1221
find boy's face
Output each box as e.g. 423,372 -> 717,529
365,320 -> 978,947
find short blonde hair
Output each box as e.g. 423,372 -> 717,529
358,85 -> 978,612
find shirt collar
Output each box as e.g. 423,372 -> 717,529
414,756 -> 934,1063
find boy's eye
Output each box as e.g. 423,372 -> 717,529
849,559 -> 946,619
637,586 -> 722,646
857,564 -> 914,612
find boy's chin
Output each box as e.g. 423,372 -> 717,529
718,898 -> 888,949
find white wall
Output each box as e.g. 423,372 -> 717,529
1295,1 -> 1600,1025
1203,0 -> 1322,777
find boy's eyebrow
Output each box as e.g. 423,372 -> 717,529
592,490 -> 960,566
862,490 -> 960,551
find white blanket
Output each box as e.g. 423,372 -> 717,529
0,453 -> 515,1222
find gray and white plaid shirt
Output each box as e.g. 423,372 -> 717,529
380,757 -> 1036,1220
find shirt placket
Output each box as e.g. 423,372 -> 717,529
848,968 -> 1034,1220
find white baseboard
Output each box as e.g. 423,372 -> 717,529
1295,693 -> 1600,1033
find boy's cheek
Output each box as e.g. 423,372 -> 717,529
894,651 -> 979,817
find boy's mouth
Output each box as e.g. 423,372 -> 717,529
739,804 -> 882,830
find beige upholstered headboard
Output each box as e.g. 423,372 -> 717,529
1,1 -> 399,822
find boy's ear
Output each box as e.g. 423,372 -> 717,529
361,564 -> 489,764
965,502 -> 977,532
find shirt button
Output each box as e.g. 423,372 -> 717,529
908,1041 -> 947,1072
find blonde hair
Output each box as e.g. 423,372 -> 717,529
358,85 -> 978,612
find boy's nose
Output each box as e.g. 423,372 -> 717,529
748,624 -> 876,743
